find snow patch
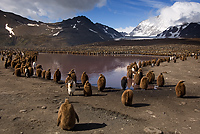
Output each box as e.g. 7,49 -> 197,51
5,24 -> 15,37
27,23 -> 39,27
77,20 -> 81,23
53,30 -> 63,36
89,29 -> 98,33
73,24 -> 77,29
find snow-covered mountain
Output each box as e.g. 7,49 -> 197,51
157,22 -> 200,38
0,10 -> 123,47
129,16 -> 164,36
130,2 -> 200,37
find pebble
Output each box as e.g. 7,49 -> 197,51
194,109 -> 200,112
41,106 -> 47,109
146,110 -> 153,115
180,102 -> 187,105
144,127 -> 163,134
19,110 -> 27,113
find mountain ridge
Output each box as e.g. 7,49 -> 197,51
0,10 -> 123,47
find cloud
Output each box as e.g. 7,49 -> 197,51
158,2 -> 200,29
0,0 -> 107,22
115,26 -> 135,33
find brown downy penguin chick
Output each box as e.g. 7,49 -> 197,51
157,73 -> 165,87
41,70 -> 46,78
45,68 -> 51,80
57,99 -> 79,130
134,71 -> 141,85
174,58 -> 176,63
97,74 -> 106,91
69,69 -> 77,83
121,89 -> 133,106
146,70 -> 155,84
81,71 -> 89,85
14,68 -> 21,77
84,80 -> 92,96
175,80 -> 186,98
140,76 -> 149,90
138,61 -> 141,68
156,59 -> 160,66
138,68 -> 143,79
127,69 -> 132,79
36,64 -> 42,69
121,76 -> 127,90
36,68 -> 42,77
65,73 -> 73,84
54,68 -> 61,82
28,67 -> 33,77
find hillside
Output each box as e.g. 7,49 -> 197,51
0,10 -> 123,48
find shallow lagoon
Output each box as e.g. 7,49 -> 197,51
37,53 -> 162,89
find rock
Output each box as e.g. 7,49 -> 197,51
41,106 -> 47,109
144,127 -> 163,134
194,109 -> 200,112
19,110 -> 27,113
180,102 -> 187,105
146,110 -> 153,115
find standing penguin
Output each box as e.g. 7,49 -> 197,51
41,70 -> 46,78
69,69 -> 77,83
97,74 -> 106,91
45,68 -> 51,80
121,89 -> 133,106
57,99 -> 79,130
54,68 -> 61,83
81,71 -> 89,85
140,76 -> 149,90
84,80 -> 92,96
156,59 -> 160,66
146,70 -> 155,84
157,73 -> 164,87
36,68 -> 42,77
134,72 -> 141,85
121,76 -> 127,90
175,80 -> 186,98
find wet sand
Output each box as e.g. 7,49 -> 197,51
0,56 -> 199,134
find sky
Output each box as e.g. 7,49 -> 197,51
0,0 -> 200,33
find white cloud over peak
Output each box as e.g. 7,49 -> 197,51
0,0 -> 107,22
130,1 -> 200,36
158,2 -> 200,29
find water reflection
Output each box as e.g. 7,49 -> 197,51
37,53 -> 160,89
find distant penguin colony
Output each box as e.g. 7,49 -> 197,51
175,80 -> 186,98
57,99 -> 79,130
97,74 -> 106,91
121,76 -> 127,90
157,73 -> 164,87
121,89 -> 133,106
84,80 -> 92,96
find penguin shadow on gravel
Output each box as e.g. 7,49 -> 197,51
72,123 -> 107,131
131,103 -> 150,108
182,96 -> 200,99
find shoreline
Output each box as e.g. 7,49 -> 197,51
0,55 -> 199,134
